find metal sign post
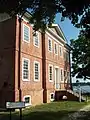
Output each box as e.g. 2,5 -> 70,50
9,109 -> 12,120
6,102 -> 25,120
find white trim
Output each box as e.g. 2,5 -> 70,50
48,37 -> 52,52
51,24 -> 66,41
22,57 -> 30,81
54,42 -> 58,55
50,92 -> 55,101
33,31 -> 39,48
47,28 -> 67,43
22,17 -> 29,23
34,61 -> 40,81
23,95 -> 32,106
48,64 -> 53,82
54,66 -> 59,69
23,23 -> 30,43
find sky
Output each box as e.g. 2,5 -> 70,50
55,13 -> 80,44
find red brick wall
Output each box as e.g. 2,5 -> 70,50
15,17 -> 43,105
0,18 -> 16,107
43,32 -> 70,103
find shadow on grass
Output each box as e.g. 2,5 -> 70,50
0,110 -> 90,120
0,110 -> 80,120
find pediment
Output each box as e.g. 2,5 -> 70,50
50,24 -> 66,41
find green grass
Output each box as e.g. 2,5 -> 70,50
0,101 -> 89,120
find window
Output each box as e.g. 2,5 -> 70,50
34,31 -> 39,47
48,38 -> 52,52
54,42 -> 58,54
66,52 -> 69,62
49,65 -> 53,82
60,46 -> 62,56
50,93 -> 54,101
67,72 -> 70,83
23,24 -> 30,42
61,69 -> 63,81
64,70 -> 67,81
34,61 -> 40,81
22,58 -> 30,81
23,95 -> 31,106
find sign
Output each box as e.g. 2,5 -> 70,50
6,102 -> 25,109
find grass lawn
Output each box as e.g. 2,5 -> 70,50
0,101 -> 89,120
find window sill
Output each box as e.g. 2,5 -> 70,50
22,79 -> 30,82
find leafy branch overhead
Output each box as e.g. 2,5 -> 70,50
70,35 -> 90,80
0,0 -> 90,34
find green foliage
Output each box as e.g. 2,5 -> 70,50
0,0 -> 90,34
71,35 -> 90,79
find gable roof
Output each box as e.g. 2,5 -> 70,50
51,24 -> 67,42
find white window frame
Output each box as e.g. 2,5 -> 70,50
60,68 -> 64,82
50,93 -> 55,101
54,42 -> 58,55
23,23 -> 30,43
48,37 -> 52,52
22,58 -> 30,81
23,95 -> 31,106
48,64 -> 53,82
34,61 -> 40,81
59,46 -> 63,56
33,31 -> 39,47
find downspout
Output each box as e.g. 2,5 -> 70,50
41,32 -> 47,103
18,16 -> 22,102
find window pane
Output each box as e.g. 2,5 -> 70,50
51,93 -> 54,99
24,25 -> 29,41
49,66 -> 52,81
34,32 -> 39,46
35,63 -> 39,80
49,39 -> 51,51
60,47 -> 62,56
25,97 -> 30,103
23,59 -> 29,80
55,43 -> 57,54
61,69 -> 63,81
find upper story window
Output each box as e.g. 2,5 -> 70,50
48,38 -> 52,52
64,51 -> 69,62
49,64 -> 53,82
59,46 -> 62,56
22,58 -> 30,81
34,61 -> 40,81
54,42 -> 58,55
23,24 -> 30,43
33,31 -> 39,47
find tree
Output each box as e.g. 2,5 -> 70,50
0,0 -> 90,33
70,34 -> 90,80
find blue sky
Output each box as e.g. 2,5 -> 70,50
55,13 -> 80,44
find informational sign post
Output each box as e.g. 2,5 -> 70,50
6,102 -> 25,120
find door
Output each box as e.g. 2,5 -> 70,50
55,68 -> 60,89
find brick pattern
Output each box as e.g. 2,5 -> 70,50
0,16 -> 70,108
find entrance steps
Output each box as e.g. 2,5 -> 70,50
55,89 -> 86,102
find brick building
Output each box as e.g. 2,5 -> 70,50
0,12 -> 71,108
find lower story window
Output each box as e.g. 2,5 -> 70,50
50,93 -> 54,101
23,95 -> 31,106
